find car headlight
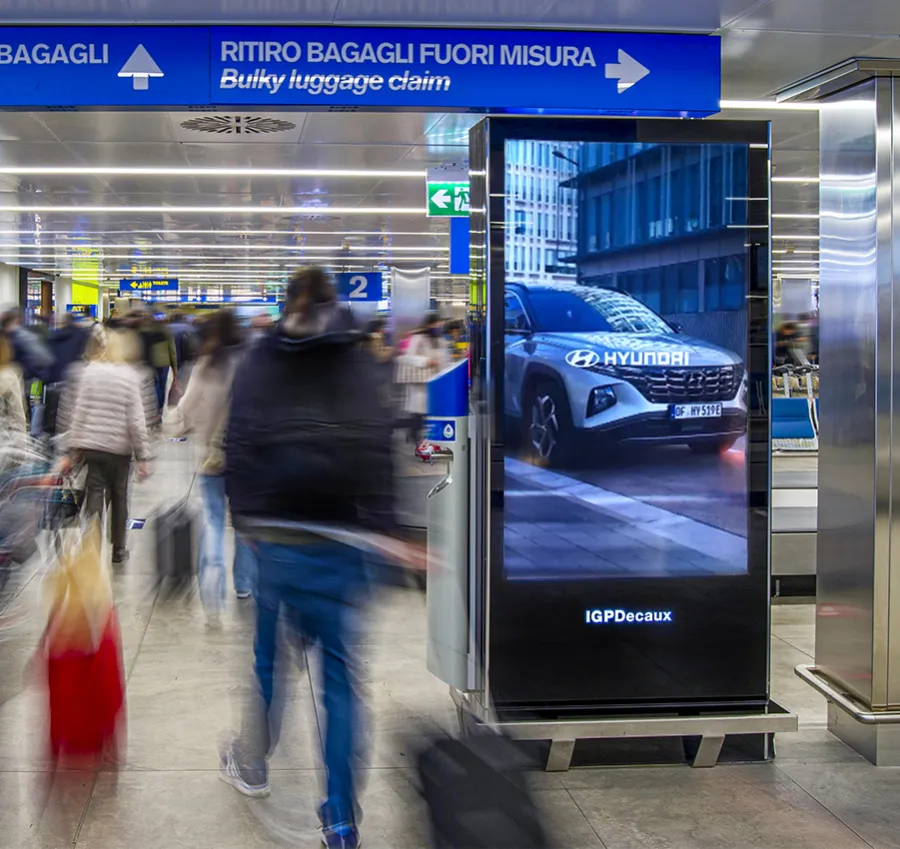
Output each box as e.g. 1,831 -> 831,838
587,386 -> 617,417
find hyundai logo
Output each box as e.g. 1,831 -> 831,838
565,349 -> 600,368
686,371 -> 706,390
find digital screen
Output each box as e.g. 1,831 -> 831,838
503,140 -> 750,582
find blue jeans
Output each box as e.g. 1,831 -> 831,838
198,475 -> 256,611
154,366 -> 169,412
240,539 -> 368,829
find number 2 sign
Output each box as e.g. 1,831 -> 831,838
335,271 -> 384,302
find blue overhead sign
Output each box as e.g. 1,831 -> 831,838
0,27 -> 209,106
66,304 -> 97,318
0,26 -> 719,114
335,272 -> 384,302
209,28 -> 720,114
119,278 -> 179,293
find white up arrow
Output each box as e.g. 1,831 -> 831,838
604,49 -> 650,94
431,188 -> 450,209
118,44 -> 164,91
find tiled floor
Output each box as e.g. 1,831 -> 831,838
1,441 -> 896,849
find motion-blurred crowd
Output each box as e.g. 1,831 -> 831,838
0,273 -> 480,849
774,312 -> 818,367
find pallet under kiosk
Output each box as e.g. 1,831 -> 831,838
425,116 -> 797,770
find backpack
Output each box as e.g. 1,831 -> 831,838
225,335 -> 394,531
178,329 -> 199,365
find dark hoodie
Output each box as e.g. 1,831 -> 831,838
47,322 -> 90,385
224,303 -> 396,536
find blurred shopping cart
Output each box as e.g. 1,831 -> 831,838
0,437 -> 81,638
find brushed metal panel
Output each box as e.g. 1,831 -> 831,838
815,79 -> 880,707
886,79 -> 900,707
870,77 -> 894,709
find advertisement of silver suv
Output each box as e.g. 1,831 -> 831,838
504,283 -> 747,466
502,138 -> 750,582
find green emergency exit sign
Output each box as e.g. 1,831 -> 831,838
427,181 -> 470,217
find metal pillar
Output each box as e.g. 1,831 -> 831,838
16,265 -> 27,308
782,60 -> 900,764
40,279 -> 52,319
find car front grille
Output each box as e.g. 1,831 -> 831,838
600,364 -> 742,404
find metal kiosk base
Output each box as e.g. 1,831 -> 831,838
451,690 -> 798,771
796,664 -> 900,765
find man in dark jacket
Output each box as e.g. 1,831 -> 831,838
168,311 -> 198,376
44,314 -> 90,436
47,314 -> 89,385
221,267 -> 403,849
0,307 -> 53,383
0,306 -> 54,432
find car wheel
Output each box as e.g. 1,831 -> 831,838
525,379 -> 576,467
689,436 -> 738,455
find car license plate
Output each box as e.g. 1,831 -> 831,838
671,403 -> 722,420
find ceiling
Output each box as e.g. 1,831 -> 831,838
0,110 -> 472,290
0,0 -> 888,285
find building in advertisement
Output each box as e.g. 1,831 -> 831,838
505,140 -> 579,286
564,142 -> 751,353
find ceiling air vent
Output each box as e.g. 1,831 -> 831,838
179,115 -> 297,135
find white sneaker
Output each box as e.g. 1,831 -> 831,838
219,744 -> 270,798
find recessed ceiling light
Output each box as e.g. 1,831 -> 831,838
720,99 -> 821,111
0,229 -> 448,239
771,213 -> 820,220
0,167 -> 429,178
0,205 -> 426,215
772,234 -> 820,240
772,176 -> 820,183
115,229 -> 445,237
0,243 -> 448,253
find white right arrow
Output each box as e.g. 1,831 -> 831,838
431,188 -> 450,209
605,49 -> 650,94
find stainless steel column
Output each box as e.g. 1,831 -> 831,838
801,68 -> 900,763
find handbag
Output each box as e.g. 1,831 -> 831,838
42,474 -> 85,529
167,381 -> 184,407
395,361 -> 434,385
396,334 -> 437,385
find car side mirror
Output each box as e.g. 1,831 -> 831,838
670,322 -> 683,334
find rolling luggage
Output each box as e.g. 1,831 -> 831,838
154,499 -> 195,599
43,521 -> 125,767
417,721 -> 549,849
